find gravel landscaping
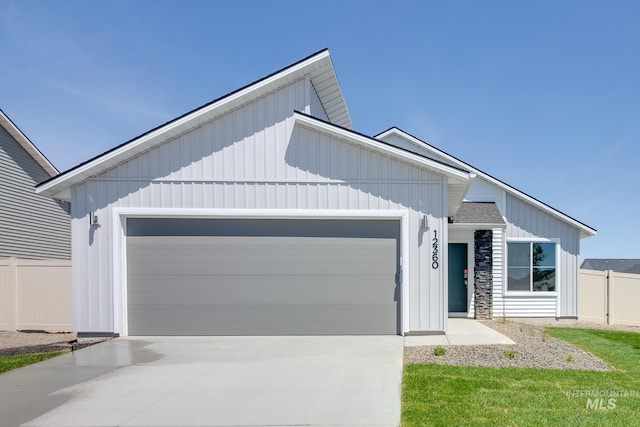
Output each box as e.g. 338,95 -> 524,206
0,331 -> 111,357
404,319 -> 639,370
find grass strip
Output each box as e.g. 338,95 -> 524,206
0,351 -> 66,374
403,328 -> 640,426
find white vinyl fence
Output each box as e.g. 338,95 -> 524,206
579,269 -> 640,326
0,257 -> 72,332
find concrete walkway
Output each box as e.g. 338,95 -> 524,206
404,318 -> 515,347
0,336 -> 403,427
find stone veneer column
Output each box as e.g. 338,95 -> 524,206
474,230 -> 493,320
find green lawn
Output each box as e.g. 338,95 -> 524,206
403,328 -> 640,426
0,351 -> 65,374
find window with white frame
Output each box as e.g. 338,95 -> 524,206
507,242 -> 556,292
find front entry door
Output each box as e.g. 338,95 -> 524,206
448,243 -> 468,312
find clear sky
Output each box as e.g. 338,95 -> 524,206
1,1 -> 639,260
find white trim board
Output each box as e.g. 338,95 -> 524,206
111,208 -> 410,337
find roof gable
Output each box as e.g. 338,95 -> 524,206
0,109 -> 58,177
37,49 -> 351,200
375,127 -> 596,238
294,112 -> 472,216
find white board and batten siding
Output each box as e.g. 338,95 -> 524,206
461,177 -> 580,318
70,77 -> 449,334
498,194 -> 581,317
464,178 -> 506,214
375,126 -> 587,320
378,133 -> 459,169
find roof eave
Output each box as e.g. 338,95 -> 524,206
377,127 -> 597,237
449,223 -> 508,229
309,54 -> 352,129
37,49 -> 344,198
449,173 -> 476,217
581,229 -> 597,239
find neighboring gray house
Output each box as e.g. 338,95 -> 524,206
581,259 -> 640,275
0,109 -> 70,260
37,50 -> 596,337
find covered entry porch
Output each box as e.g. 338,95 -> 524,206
447,202 -> 506,320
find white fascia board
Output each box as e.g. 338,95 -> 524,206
294,113 -> 470,184
449,223 -> 507,229
36,50 -> 336,200
450,173 -> 476,215
0,110 -> 59,177
111,207 -> 408,220
376,127 -> 440,154
310,57 -> 352,129
377,127 -> 597,237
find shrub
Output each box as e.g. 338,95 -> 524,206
433,346 -> 446,356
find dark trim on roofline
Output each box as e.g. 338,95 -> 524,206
37,48 -> 331,188
294,111 -> 469,175
374,126 -> 596,233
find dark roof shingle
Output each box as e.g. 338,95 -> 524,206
452,202 -> 505,225
581,259 -> 640,274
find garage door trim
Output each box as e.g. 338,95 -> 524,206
111,208 -> 410,336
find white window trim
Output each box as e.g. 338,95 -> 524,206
505,237 -> 560,296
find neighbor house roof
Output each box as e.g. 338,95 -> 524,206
451,202 -> 506,227
36,49 -> 351,201
375,127 -> 597,238
0,109 -> 58,177
581,259 -> 640,274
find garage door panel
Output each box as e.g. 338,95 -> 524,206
128,304 -> 397,336
128,236 -> 396,277
126,219 -> 400,335
128,275 -> 398,306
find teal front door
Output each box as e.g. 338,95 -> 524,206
448,243 -> 468,312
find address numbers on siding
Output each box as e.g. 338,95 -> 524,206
432,230 -> 439,269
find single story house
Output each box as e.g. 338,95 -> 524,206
36,49 -> 596,337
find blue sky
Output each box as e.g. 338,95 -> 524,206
1,1 -> 639,259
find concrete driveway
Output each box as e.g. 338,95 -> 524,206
0,336 -> 403,427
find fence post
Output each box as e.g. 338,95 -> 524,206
606,270 -> 614,325
9,257 -> 18,331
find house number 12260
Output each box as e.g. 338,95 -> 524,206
432,230 -> 439,269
